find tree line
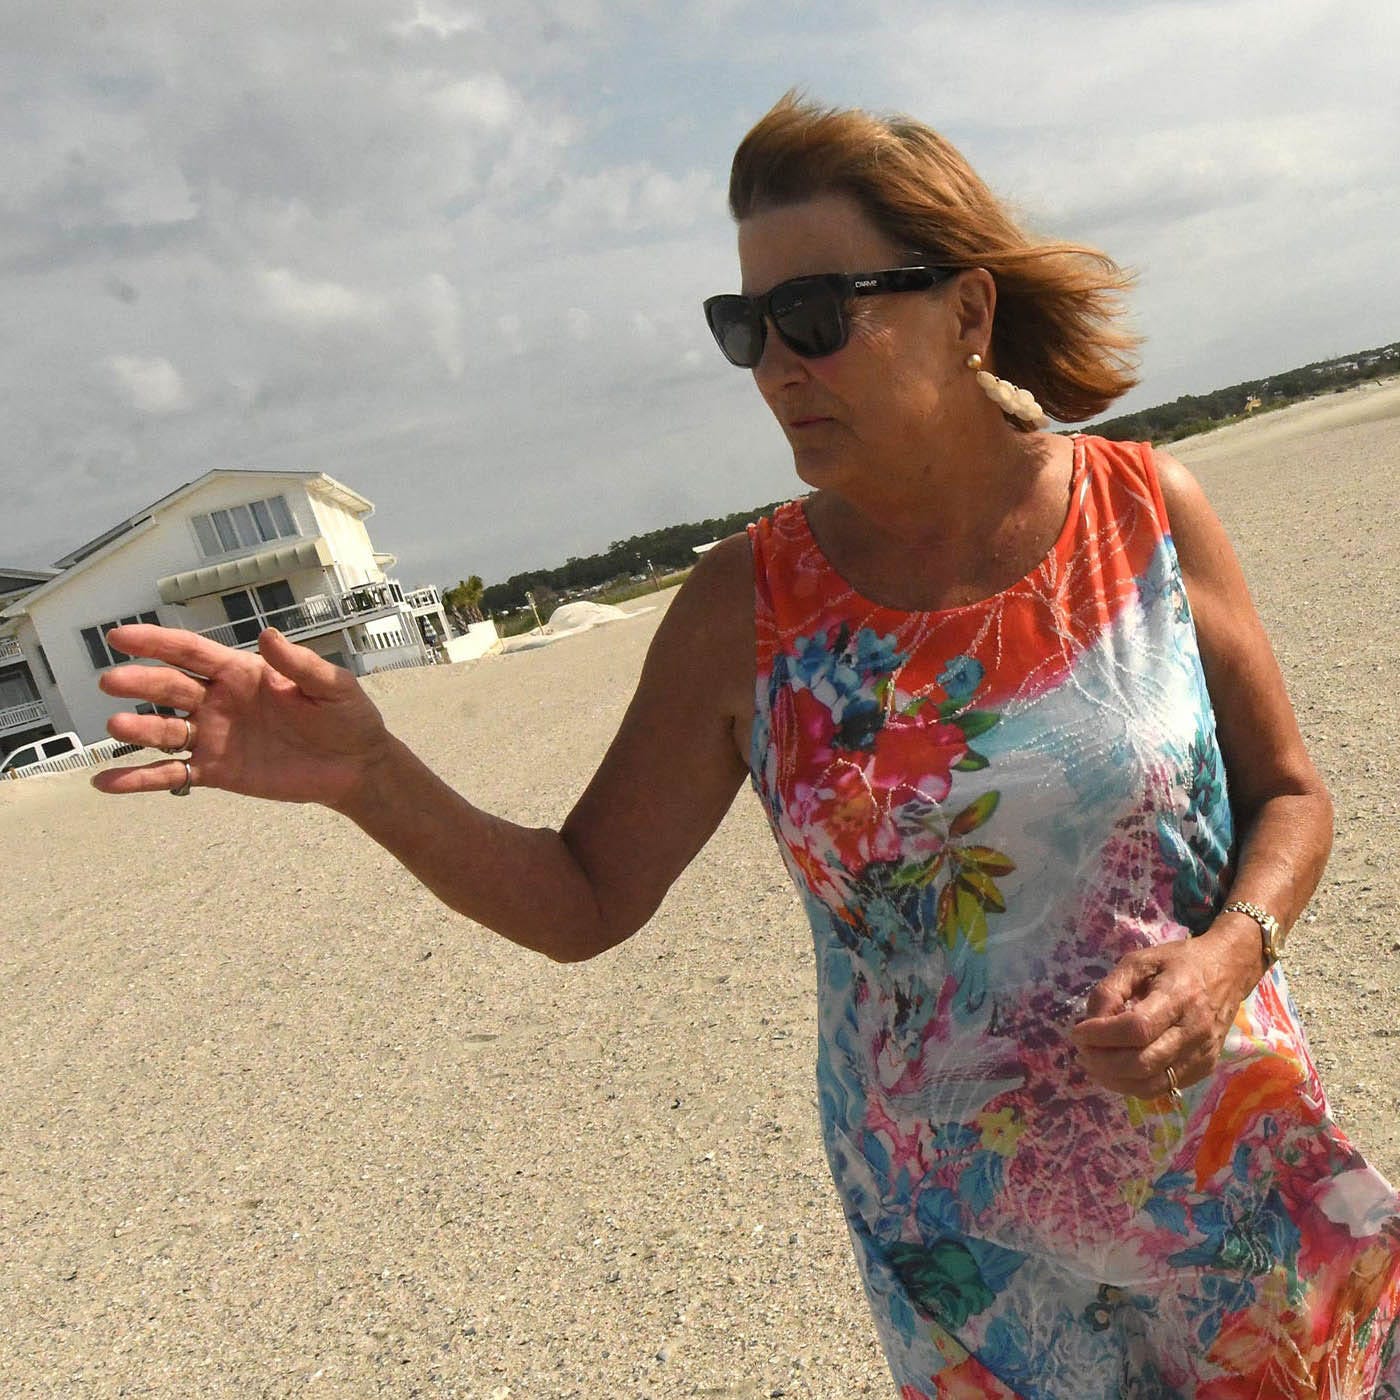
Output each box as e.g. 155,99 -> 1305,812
473,502 -> 790,615
455,340 -> 1398,615
1093,341 -> 1398,445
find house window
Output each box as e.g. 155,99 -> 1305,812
220,580 -> 296,645
192,494 -> 299,559
80,611 -> 161,670
0,669 -> 39,709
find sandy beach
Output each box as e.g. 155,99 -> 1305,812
4,379 -> 1400,1399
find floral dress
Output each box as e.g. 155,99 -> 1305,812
747,436 -> 1400,1398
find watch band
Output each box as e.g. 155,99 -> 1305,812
1223,899 -> 1284,968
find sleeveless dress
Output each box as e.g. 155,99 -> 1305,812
746,436 -> 1400,1398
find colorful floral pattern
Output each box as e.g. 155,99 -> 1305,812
748,436 -> 1400,1397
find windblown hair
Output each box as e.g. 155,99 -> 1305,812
729,93 -> 1140,425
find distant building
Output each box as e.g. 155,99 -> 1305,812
0,568 -> 62,757
1,470 -> 487,751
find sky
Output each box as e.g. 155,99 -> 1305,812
2,1 -> 1397,591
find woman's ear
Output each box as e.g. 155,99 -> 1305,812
952,267 -> 997,349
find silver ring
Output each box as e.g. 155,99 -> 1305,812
160,717 -> 194,755
169,760 -> 192,797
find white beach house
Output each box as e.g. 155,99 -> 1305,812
2,469 -> 489,750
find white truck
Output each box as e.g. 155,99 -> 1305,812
0,731 -> 140,780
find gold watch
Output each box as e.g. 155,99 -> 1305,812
1223,900 -> 1286,968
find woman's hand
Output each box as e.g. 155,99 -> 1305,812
92,624 -> 391,808
1068,930 -> 1261,1098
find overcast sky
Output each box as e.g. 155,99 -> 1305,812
3,1 -> 1397,589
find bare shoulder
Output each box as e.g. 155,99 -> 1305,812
1149,446 -> 1211,531
637,529 -> 755,733
1145,449 -> 1327,820
1147,446 -> 1238,585
663,529 -> 754,631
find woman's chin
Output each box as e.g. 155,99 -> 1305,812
788,442 -> 852,492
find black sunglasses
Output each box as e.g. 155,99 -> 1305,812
703,265 -> 954,368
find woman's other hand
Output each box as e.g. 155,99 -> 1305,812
92,624 -> 390,808
1068,932 -> 1260,1098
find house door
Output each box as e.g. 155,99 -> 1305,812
220,590 -> 261,645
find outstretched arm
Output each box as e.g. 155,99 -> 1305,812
94,535 -> 756,962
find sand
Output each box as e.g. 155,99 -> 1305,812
4,379 -> 1399,1399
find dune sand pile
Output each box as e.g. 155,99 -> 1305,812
501,599 -> 654,653
3,382 -> 1399,1397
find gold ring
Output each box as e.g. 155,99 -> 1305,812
1165,1063 -> 1185,1107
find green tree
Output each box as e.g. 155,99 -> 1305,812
443,576 -> 485,627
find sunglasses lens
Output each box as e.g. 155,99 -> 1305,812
771,280 -> 846,358
705,296 -> 764,367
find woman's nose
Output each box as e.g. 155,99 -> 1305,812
752,320 -> 807,388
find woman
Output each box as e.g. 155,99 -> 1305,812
95,95 -> 1399,1396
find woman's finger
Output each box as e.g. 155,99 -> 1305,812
258,628 -> 355,701
1076,1023 -> 1195,1088
1081,953 -> 1160,1021
1072,995 -> 1173,1051
91,757 -> 197,796
99,663 -> 208,712
104,623 -> 235,677
107,711 -> 192,753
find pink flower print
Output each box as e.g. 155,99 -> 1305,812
869,715 -> 969,809
786,682 -> 838,766
803,757 -> 904,874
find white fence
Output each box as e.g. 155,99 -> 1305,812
1,737 -> 142,781
1,698 -> 50,732
352,637 -> 434,676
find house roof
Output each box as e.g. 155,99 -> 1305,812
5,470 -> 375,618
53,468 -> 373,569
0,567 -> 60,595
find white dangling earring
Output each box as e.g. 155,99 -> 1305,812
965,352 -> 1048,428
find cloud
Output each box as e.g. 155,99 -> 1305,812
429,73 -> 519,129
391,1 -> 483,40
255,267 -> 384,327
566,307 -> 592,341
496,312 -> 526,356
3,1 -> 1396,588
106,355 -> 188,414
546,163 -> 718,237
419,273 -> 464,378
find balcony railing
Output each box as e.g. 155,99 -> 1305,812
405,587 -> 441,611
1,698 -> 48,733
0,636 -> 23,665
195,583 -> 410,650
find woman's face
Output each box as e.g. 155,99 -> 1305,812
735,191 -> 973,497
